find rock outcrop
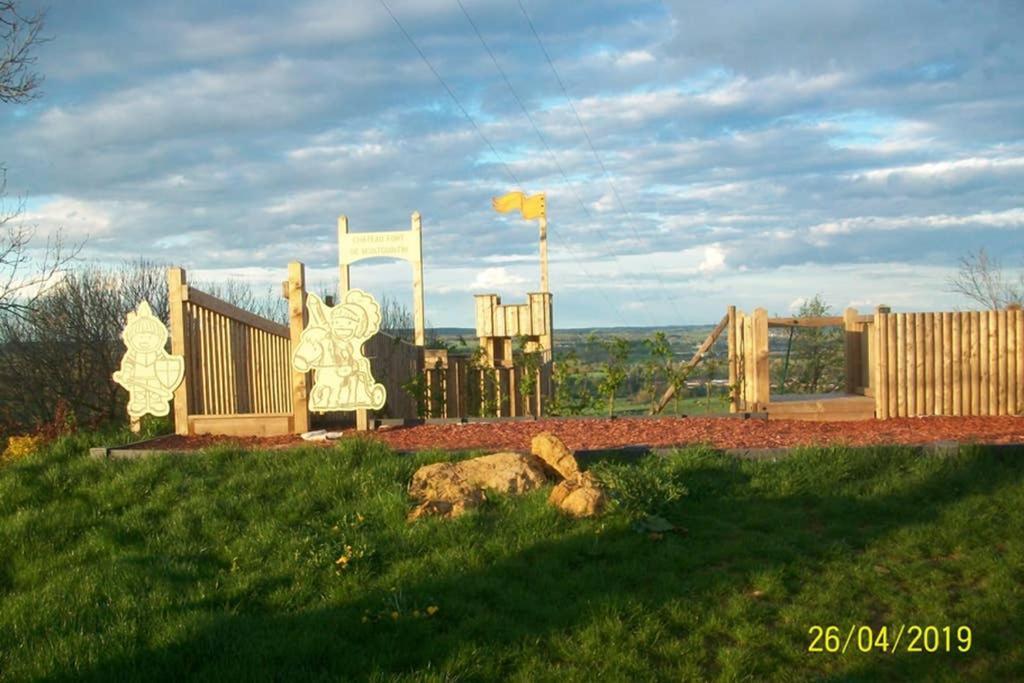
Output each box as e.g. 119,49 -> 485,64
548,470 -> 607,518
408,433 -> 607,520
530,431 -> 580,480
408,452 -> 549,519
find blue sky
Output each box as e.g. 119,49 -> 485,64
3,0 -> 1022,326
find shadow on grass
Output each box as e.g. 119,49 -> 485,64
36,446 -> 1024,681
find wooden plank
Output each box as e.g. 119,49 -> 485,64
167,268 -> 192,435
942,313 -> 952,415
951,313 -> 962,416
997,310 -> 1008,415
184,286 -> 289,338
995,311 -> 1003,417
727,306 -> 737,413
987,310 -> 997,415
932,313 -> 942,415
767,316 -> 843,328
979,311 -> 989,415
906,314 -> 917,416
897,313 -> 905,417
654,314 -> 730,413
970,312 -> 980,416
1011,309 -> 1019,417
875,310 -> 888,419
887,315 -> 898,418
844,308 -> 860,394
744,313 -> 755,408
411,212 -> 426,347
753,308 -> 770,411
924,312 -> 934,415
188,413 -> 294,437
288,262 -> 310,433
1018,308 -> 1024,414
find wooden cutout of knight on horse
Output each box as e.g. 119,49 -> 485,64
113,301 -> 185,418
292,289 -> 387,412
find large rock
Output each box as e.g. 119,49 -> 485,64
408,452 -> 550,520
549,471 -> 607,518
530,432 -> 580,480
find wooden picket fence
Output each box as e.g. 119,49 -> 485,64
422,350 -> 552,419
874,308 -> 1023,419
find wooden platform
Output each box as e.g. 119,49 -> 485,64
767,392 -> 875,421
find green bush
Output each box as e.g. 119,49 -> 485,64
591,453 -> 689,518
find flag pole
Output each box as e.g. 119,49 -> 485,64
538,214 -> 549,293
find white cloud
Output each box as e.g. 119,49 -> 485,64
698,245 -> 727,274
470,267 -> 528,291
615,50 -> 655,67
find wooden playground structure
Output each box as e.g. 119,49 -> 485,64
162,199 -> 556,436
147,194 -> 1023,436
720,304 -> 1024,421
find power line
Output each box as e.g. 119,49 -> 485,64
378,0 -> 521,189
515,0 -> 685,324
454,0 -> 654,324
378,0 -> 628,322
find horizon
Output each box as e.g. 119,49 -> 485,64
3,0 -> 1022,327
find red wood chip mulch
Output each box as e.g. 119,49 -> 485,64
132,416 -> 1024,453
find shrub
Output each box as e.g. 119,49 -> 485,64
1,434 -> 43,462
591,454 -> 689,518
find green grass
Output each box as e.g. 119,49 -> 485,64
1,436 -> 1023,681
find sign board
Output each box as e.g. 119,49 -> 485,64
339,229 -> 420,265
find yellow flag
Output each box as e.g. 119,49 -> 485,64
520,193 -> 546,220
492,191 -> 525,213
492,191 -> 545,220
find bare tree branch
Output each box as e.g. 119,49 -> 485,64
947,248 -> 1024,310
0,1 -> 47,104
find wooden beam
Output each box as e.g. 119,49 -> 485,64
844,307 -> 860,394
727,305 -> 737,413
767,316 -> 844,328
183,286 -> 289,338
652,314 -> 730,414
188,413 -> 293,437
167,267 -> 192,435
288,262 -> 310,434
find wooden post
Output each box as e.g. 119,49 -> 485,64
412,211 -> 426,347
924,312 -> 934,415
941,312 -> 952,415
337,215 -> 350,295
167,267 -> 192,435
844,307 -> 860,394
952,313 -> 962,416
874,306 -> 888,419
727,306 -> 737,413
288,262 -> 310,434
539,215 -> 549,293
1009,305 -> 1021,415
753,308 -> 769,411
997,309 -> 1008,415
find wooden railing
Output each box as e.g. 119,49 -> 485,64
422,350 -> 552,418
169,267 -> 295,436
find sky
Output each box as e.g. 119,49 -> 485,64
2,0 -> 1022,327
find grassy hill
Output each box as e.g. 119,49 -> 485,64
1,435 -> 1021,680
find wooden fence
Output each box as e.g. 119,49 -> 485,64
422,350 -> 552,419
728,304 -> 1023,420
169,267 -> 296,436
874,308 -> 1023,419
168,263 -> 551,436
